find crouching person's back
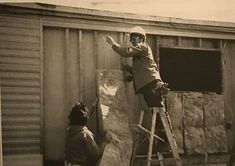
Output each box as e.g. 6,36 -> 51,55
65,102 -> 102,166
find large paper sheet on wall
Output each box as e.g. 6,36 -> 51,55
96,70 -> 133,166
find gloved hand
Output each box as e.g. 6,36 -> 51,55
105,36 -> 115,45
154,81 -> 170,96
124,75 -> 133,82
122,65 -> 133,74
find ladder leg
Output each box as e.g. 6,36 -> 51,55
159,107 -> 182,166
157,152 -> 164,166
165,110 -> 177,147
130,110 -> 145,166
138,110 -> 145,126
147,108 -> 158,166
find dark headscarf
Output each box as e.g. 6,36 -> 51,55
69,102 -> 89,126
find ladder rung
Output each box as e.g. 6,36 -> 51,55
135,154 -> 159,158
138,157 -> 177,165
135,152 -> 172,159
132,124 -> 165,142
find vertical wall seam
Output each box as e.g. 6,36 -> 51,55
65,28 -> 71,109
39,17 -> 44,155
202,93 -> 208,164
94,31 -> 98,70
181,93 -> 186,154
177,36 -> 182,47
78,30 -> 84,101
199,38 -> 203,48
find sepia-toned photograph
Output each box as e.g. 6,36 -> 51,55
0,0 -> 234,166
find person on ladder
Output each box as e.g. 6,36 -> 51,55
105,26 -> 169,107
106,26 -> 170,161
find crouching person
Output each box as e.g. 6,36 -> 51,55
65,102 -> 104,166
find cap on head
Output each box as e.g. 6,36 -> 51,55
69,102 -> 89,125
130,26 -> 146,40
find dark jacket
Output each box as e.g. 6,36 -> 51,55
65,126 -> 101,166
112,42 -> 161,93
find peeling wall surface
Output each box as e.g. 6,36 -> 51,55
96,70 -> 133,166
166,92 -> 228,155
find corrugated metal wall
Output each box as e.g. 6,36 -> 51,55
43,27 -> 125,160
0,14 -> 42,155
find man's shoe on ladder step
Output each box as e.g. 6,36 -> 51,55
130,107 -> 182,166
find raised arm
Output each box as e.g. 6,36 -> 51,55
106,36 -> 147,57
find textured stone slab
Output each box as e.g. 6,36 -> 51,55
184,126 -> 206,154
166,92 -> 228,155
172,128 -> 184,153
96,70 -> 132,166
205,125 -> 228,153
166,92 -> 183,129
182,92 -> 203,127
166,92 -> 184,153
204,93 -> 225,126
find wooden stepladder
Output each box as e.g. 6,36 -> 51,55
130,107 -> 182,166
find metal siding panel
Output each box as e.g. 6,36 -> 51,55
0,14 -> 41,155
67,29 -> 80,107
82,31 -> 96,107
1,79 -> 40,87
3,130 -> 40,139
81,31 -> 97,134
43,28 -> 67,160
0,64 -> 40,73
0,34 -> 39,44
2,108 -> 40,116
2,117 -> 40,124
97,31 -> 120,69
223,41 -> 235,151
202,39 -> 219,49
0,82 -> 2,166
146,35 -> 157,60
159,36 -> 178,46
2,102 -> 40,109
1,71 -> 40,80
0,26 -> 40,36
3,147 -> 41,155
181,37 -> 199,47
1,94 -> 40,102
0,56 -> 40,65
1,87 -> 40,95
0,49 -> 40,58
0,41 -> 39,51
231,42 -> 235,153
2,125 -> 40,131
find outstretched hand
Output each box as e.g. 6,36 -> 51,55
105,36 -> 115,45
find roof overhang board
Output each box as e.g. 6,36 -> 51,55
1,3 -> 235,40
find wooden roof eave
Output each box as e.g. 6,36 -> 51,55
1,3 -> 235,40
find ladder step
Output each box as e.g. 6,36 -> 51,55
135,154 -> 160,158
135,152 -> 171,159
138,157 -> 178,165
131,124 -> 165,142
